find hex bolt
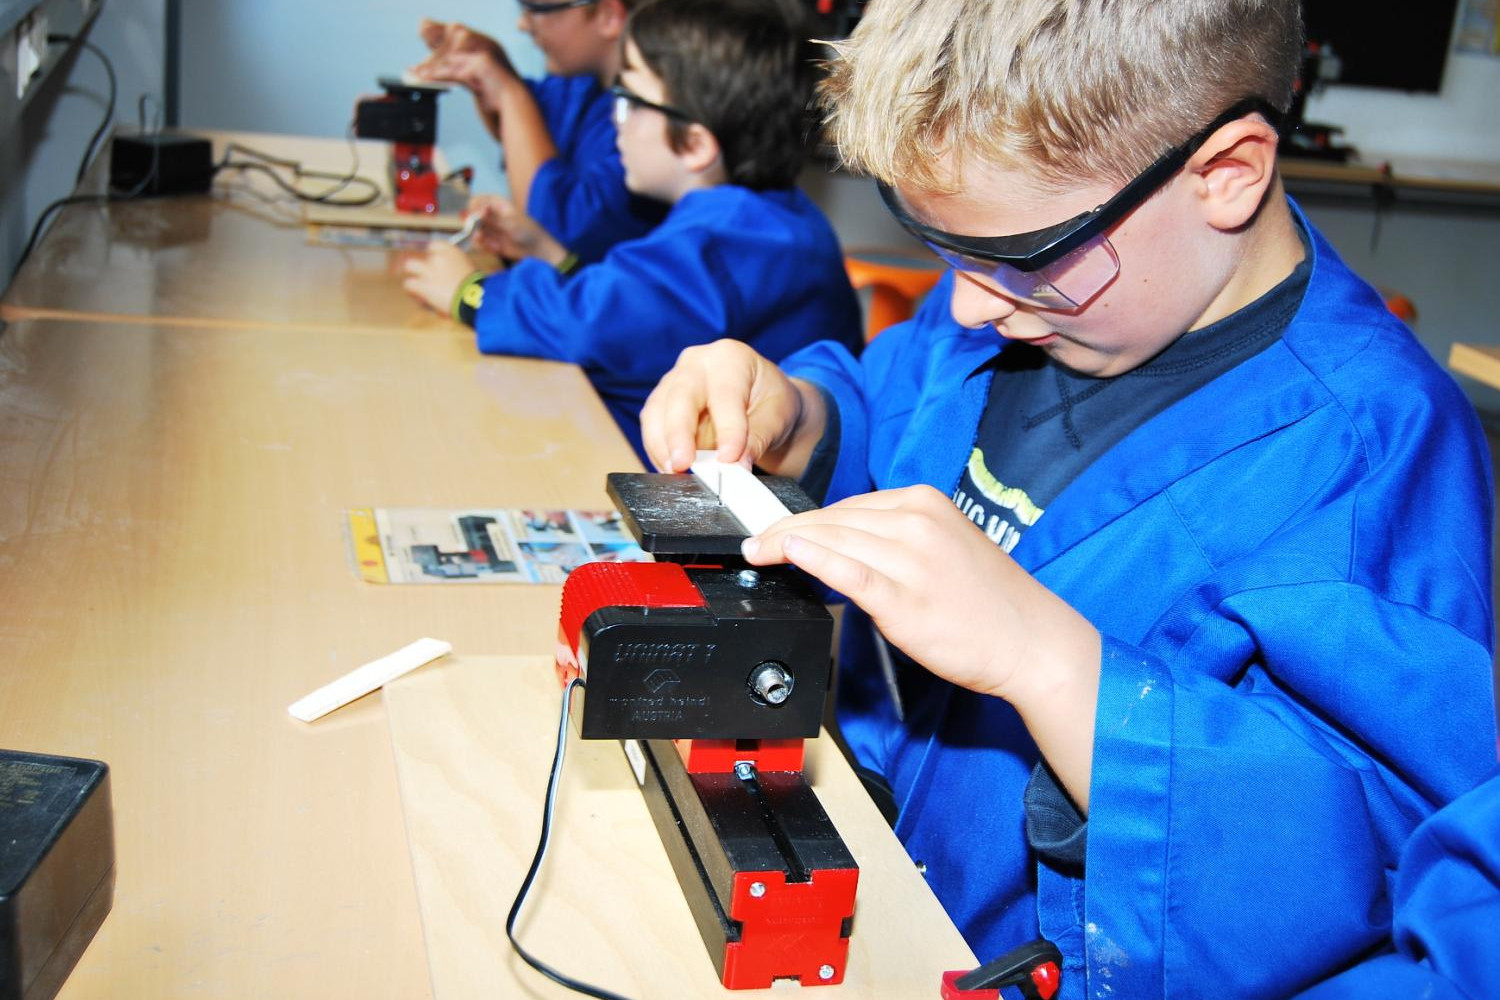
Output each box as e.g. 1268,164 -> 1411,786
736,568 -> 760,587
734,761 -> 756,781
819,965 -> 836,981
748,662 -> 793,705
750,881 -> 767,898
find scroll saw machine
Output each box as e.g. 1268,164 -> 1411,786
554,462 -> 856,989
552,460 -> 1064,998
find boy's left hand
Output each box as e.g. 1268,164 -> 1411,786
740,485 -> 1099,709
401,242 -> 478,316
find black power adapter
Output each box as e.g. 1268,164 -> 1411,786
108,132 -> 215,196
0,750 -> 114,1000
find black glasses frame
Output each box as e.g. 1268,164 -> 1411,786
877,98 -> 1282,274
517,0 -> 599,14
609,82 -> 697,125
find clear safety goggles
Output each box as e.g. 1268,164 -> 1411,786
877,98 -> 1279,311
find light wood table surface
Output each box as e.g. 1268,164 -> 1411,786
384,655 -> 976,999
1449,343 -> 1500,393
0,316 -> 638,998
1,131 -> 477,333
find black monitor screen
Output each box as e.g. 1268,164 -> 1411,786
1303,1 -> 1460,93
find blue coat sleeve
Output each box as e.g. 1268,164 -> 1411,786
524,79 -> 660,264
469,240 -> 731,380
1293,768 -> 1500,1000
1045,310 -> 1498,997
783,270 -> 968,505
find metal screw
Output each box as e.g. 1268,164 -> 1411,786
734,761 -> 756,781
748,662 -> 793,705
819,965 -> 835,981
749,881 -> 766,898
736,568 -> 759,587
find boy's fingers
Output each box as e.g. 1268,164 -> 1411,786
703,377 -> 751,467
746,515 -> 917,579
657,380 -> 712,472
776,533 -> 900,615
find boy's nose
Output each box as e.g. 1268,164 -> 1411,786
949,270 -> 1019,330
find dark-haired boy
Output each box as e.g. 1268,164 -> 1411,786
405,0 -> 861,461
638,0 -> 1496,995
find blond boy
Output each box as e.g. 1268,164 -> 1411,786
639,0 -> 1497,995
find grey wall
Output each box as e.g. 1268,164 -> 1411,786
1,0 -> 166,285
177,1 -> 542,196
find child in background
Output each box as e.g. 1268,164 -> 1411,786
638,0 -> 1496,995
411,1 -> 662,263
403,0 -> 861,462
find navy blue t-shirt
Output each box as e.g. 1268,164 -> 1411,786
955,230 -> 1313,868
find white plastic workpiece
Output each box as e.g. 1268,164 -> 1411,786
690,450 -> 794,537
288,637 -> 453,722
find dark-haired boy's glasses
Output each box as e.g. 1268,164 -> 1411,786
878,97 -> 1280,310
610,83 -> 696,128
517,0 -> 598,14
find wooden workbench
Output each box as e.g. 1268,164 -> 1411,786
0,316 -> 637,997
0,128 -> 977,996
1,131 -> 473,333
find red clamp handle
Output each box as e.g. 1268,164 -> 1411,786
941,939 -> 1061,1000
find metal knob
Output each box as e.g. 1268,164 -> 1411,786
747,662 -> 793,705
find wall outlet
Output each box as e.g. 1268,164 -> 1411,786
15,12 -> 48,100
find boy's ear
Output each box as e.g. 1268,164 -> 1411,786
1188,117 -> 1280,231
678,123 -> 723,176
594,0 -> 630,41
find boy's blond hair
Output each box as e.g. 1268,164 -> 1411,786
822,0 -> 1302,192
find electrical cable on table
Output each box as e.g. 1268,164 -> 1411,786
507,677 -> 639,1000
10,36 -> 157,284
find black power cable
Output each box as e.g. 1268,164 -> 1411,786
9,35 -> 155,286
507,677 -> 639,1000
60,36 -> 116,187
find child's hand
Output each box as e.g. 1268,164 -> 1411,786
639,341 -> 826,476
411,20 -> 517,137
401,242 -> 479,317
468,196 -> 566,264
741,485 -> 1101,709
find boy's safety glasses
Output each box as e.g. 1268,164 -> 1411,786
610,82 -> 697,128
877,97 -> 1280,310
517,0 -> 598,14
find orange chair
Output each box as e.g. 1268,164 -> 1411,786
1381,290 -> 1417,325
844,248 -> 946,342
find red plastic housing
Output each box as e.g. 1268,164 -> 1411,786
392,141 -> 440,213
555,561 -> 708,685
723,868 -> 858,989
675,738 -> 805,774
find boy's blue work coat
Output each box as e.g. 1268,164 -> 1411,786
782,208 -> 1497,999
1295,765 -> 1500,1000
471,184 -> 861,460
526,74 -> 664,263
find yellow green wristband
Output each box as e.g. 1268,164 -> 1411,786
554,252 -> 581,276
451,271 -> 487,326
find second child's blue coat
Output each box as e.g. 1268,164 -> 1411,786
781,207 -> 1496,999
526,75 -> 663,263
471,185 -> 862,459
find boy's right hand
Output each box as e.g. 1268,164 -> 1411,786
467,195 -> 567,265
411,20 -> 518,137
639,341 -> 827,477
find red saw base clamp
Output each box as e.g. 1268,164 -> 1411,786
942,940 -> 1062,1000
554,473 -> 857,989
